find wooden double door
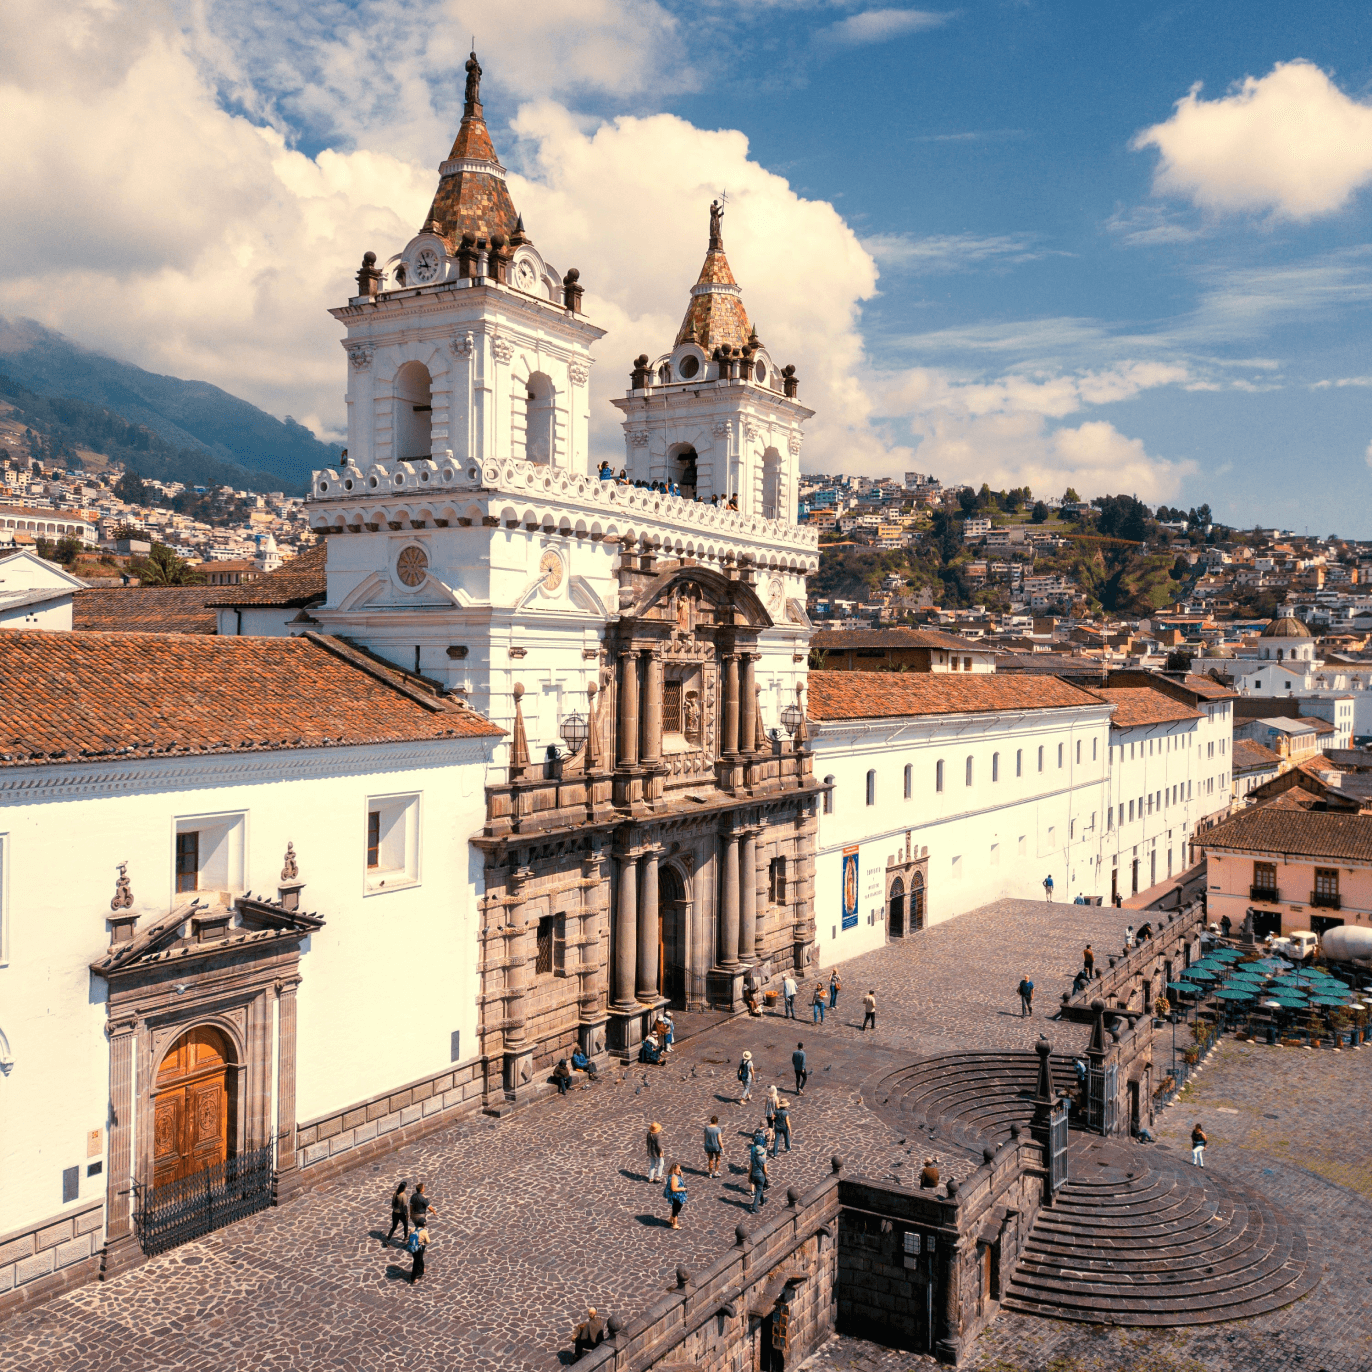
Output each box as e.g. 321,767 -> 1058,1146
153,1026 -> 235,1188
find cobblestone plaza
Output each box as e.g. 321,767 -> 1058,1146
2,897 -> 1367,1372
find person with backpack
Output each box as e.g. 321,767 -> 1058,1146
1043,874 -> 1054,902
792,1042 -> 807,1095
384,1180 -> 410,1247
748,1132 -> 769,1212
829,969 -> 841,1009
646,1122 -> 665,1183
702,1115 -> 723,1177
811,981 -> 826,1024
1017,975 -> 1034,1017
405,1223 -> 429,1283
737,1051 -> 755,1103
665,1162 -> 688,1229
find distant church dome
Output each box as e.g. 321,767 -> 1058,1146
1261,615 -> 1311,638
1202,643 -> 1235,659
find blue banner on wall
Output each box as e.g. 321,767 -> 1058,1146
841,845 -> 859,930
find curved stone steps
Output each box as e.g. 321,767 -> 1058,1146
1002,1141 -> 1316,1326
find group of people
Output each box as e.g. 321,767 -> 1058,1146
637,1012 -> 676,1065
594,461 -> 738,508
781,969 -> 839,1021
383,1180 -> 437,1284
552,1044 -> 601,1094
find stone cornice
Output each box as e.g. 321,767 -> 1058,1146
330,281 -> 606,342
0,737 -> 493,804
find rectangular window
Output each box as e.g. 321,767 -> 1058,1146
951,854 -> 963,879
1314,868 -> 1339,900
1129,800 -> 1134,822
1057,742 -> 1064,768
175,831 -> 200,893
1037,746 -> 1044,772
990,842 -> 1000,866
770,857 -> 788,905
936,759 -> 944,792
1076,739 -> 1081,764
992,752 -> 1000,782
1108,808 -> 1114,831
1016,749 -> 1023,777
537,915 -> 554,975
662,680 -> 682,733
1092,737 -> 1098,761
903,763 -> 912,799
1253,861 -> 1277,893
364,793 -> 422,893
1047,825 -> 1056,849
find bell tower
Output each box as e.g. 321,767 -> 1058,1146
610,200 -> 811,523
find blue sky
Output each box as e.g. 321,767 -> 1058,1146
3,0 -> 1371,531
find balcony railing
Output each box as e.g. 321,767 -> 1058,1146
1310,890 -> 1341,910
1249,884 -> 1280,902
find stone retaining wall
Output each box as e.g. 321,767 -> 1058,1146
0,1200 -> 104,1321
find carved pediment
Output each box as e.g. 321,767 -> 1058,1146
627,566 -> 773,630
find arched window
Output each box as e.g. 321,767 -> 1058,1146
965,756 -> 973,787
761,447 -> 784,520
822,775 -> 834,814
522,371 -> 556,464
1057,742 -> 1064,768
992,751 -> 1000,782
935,760 -> 944,792
393,361 -> 433,460
1016,748 -> 1023,777
903,763 -> 912,799
1037,745 -> 1044,772
1076,739 -> 1081,764
669,444 -> 699,499
866,770 -> 876,806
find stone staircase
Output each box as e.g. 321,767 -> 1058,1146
1002,1137 -> 1316,1326
866,1052 -> 1316,1327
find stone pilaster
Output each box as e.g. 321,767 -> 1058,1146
612,853 -> 639,1011
740,654 -> 757,755
99,1020 -> 143,1280
738,829 -> 757,965
641,649 -> 663,765
723,654 -> 740,758
637,849 -> 660,1002
274,980 -> 300,1200
618,649 -> 640,767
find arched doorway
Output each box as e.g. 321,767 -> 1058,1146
888,876 -> 906,938
659,864 -> 689,1007
153,1026 -> 236,1187
911,872 -> 925,931
523,371 -> 556,463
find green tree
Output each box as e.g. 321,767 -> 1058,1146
1030,501 -> 1049,524
1093,494 -> 1148,542
1063,487 -> 1080,503
129,544 -> 205,586
114,469 -> 147,505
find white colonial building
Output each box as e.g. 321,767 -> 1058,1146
0,549 -> 86,630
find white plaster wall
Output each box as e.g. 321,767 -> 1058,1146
0,594 -> 73,630
811,703 -> 1114,970
0,739 -> 491,1238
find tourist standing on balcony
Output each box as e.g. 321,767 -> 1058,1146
1125,925 -> 1135,950
1083,945 -> 1096,980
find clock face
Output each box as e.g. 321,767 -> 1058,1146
413,248 -> 441,284
514,258 -> 538,292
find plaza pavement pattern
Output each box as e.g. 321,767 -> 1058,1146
2,897 -> 1367,1371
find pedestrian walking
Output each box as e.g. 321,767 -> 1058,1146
748,1134 -> 769,1213
665,1162 -> 688,1229
553,1058 -> 573,1095
1125,924 -> 1135,950
919,1157 -> 939,1189
1083,945 -> 1095,980
703,1115 -> 723,1177
408,1182 -> 436,1230
1191,1122 -> 1207,1168
861,989 -> 876,1032
829,969 -> 841,1009
1017,975 -> 1034,1017
1043,873 -> 1054,902
792,1042 -> 808,1095
646,1122 -> 665,1182
783,973 -> 797,1018
773,1097 -> 792,1155
384,1180 -> 410,1247
811,981 -> 826,1023
405,1223 -> 429,1283
737,1051 -> 755,1103
572,1308 -> 605,1361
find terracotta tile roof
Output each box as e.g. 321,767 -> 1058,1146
674,216 -> 753,352
1087,686 -> 1203,729
807,671 -> 1104,722
422,103 -> 520,245
1180,673 -> 1239,700
1200,806 -> 1372,863
73,586 -> 219,635
0,629 -> 501,766
207,543 -> 326,608
812,627 -> 997,655
1232,739 -> 1282,772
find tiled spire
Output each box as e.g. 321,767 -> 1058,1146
674,199 -> 753,352
421,51 -> 522,245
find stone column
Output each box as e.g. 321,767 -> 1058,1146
637,850 -> 660,1002
740,654 -> 757,754
274,980 -> 300,1193
612,854 -> 639,1009
104,1022 -> 136,1245
720,832 -> 741,968
738,829 -> 758,964
641,649 -> 663,764
617,649 -> 640,767
723,655 -> 740,757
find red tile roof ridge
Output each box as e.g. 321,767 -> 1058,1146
806,670 -> 1103,721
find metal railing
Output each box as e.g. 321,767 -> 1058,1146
1310,891 -> 1341,909
1249,884 -> 1279,902
136,1144 -> 274,1255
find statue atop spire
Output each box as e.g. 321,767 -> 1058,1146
708,198 -> 724,251
464,50 -> 483,115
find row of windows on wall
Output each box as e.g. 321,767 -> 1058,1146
844,737 -> 1100,807
1106,781 -> 1206,828
1111,733 -> 1195,763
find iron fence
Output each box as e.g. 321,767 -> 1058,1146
1048,1098 -> 1069,1192
1086,1062 -> 1118,1135
136,1144 -> 275,1254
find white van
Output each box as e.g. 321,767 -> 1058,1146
1271,930 -> 1319,962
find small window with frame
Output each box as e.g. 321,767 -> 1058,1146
537,913 -> 568,976
663,679 -> 683,734
364,794 -> 421,893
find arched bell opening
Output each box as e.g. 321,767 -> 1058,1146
524,371 -> 557,464
394,361 -> 434,460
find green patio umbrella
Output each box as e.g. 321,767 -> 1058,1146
1216,987 -> 1255,1001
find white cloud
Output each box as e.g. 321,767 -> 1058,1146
862,232 -> 1046,273
1312,376 -> 1372,390
1133,60 -> 1372,220
823,9 -> 948,46
1366,438 -> 1372,473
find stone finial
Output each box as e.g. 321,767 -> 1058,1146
735,1222 -> 751,1247
946,1178 -> 960,1199
110,861 -> 133,912
786,1186 -> 801,1207
562,268 -> 583,313
982,1145 -> 996,1164
782,363 -> 799,398
676,1265 -> 692,1289
280,841 -> 299,883
1034,1035 -> 1054,1101
510,682 -> 530,775
355,250 -> 381,299
606,1314 -> 622,1338
1088,999 -> 1108,1055
630,354 -> 652,390
830,1155 -> 844,1174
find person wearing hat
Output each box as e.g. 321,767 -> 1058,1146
646,1122 -> 665,1183
737,1051 -> 755,1103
